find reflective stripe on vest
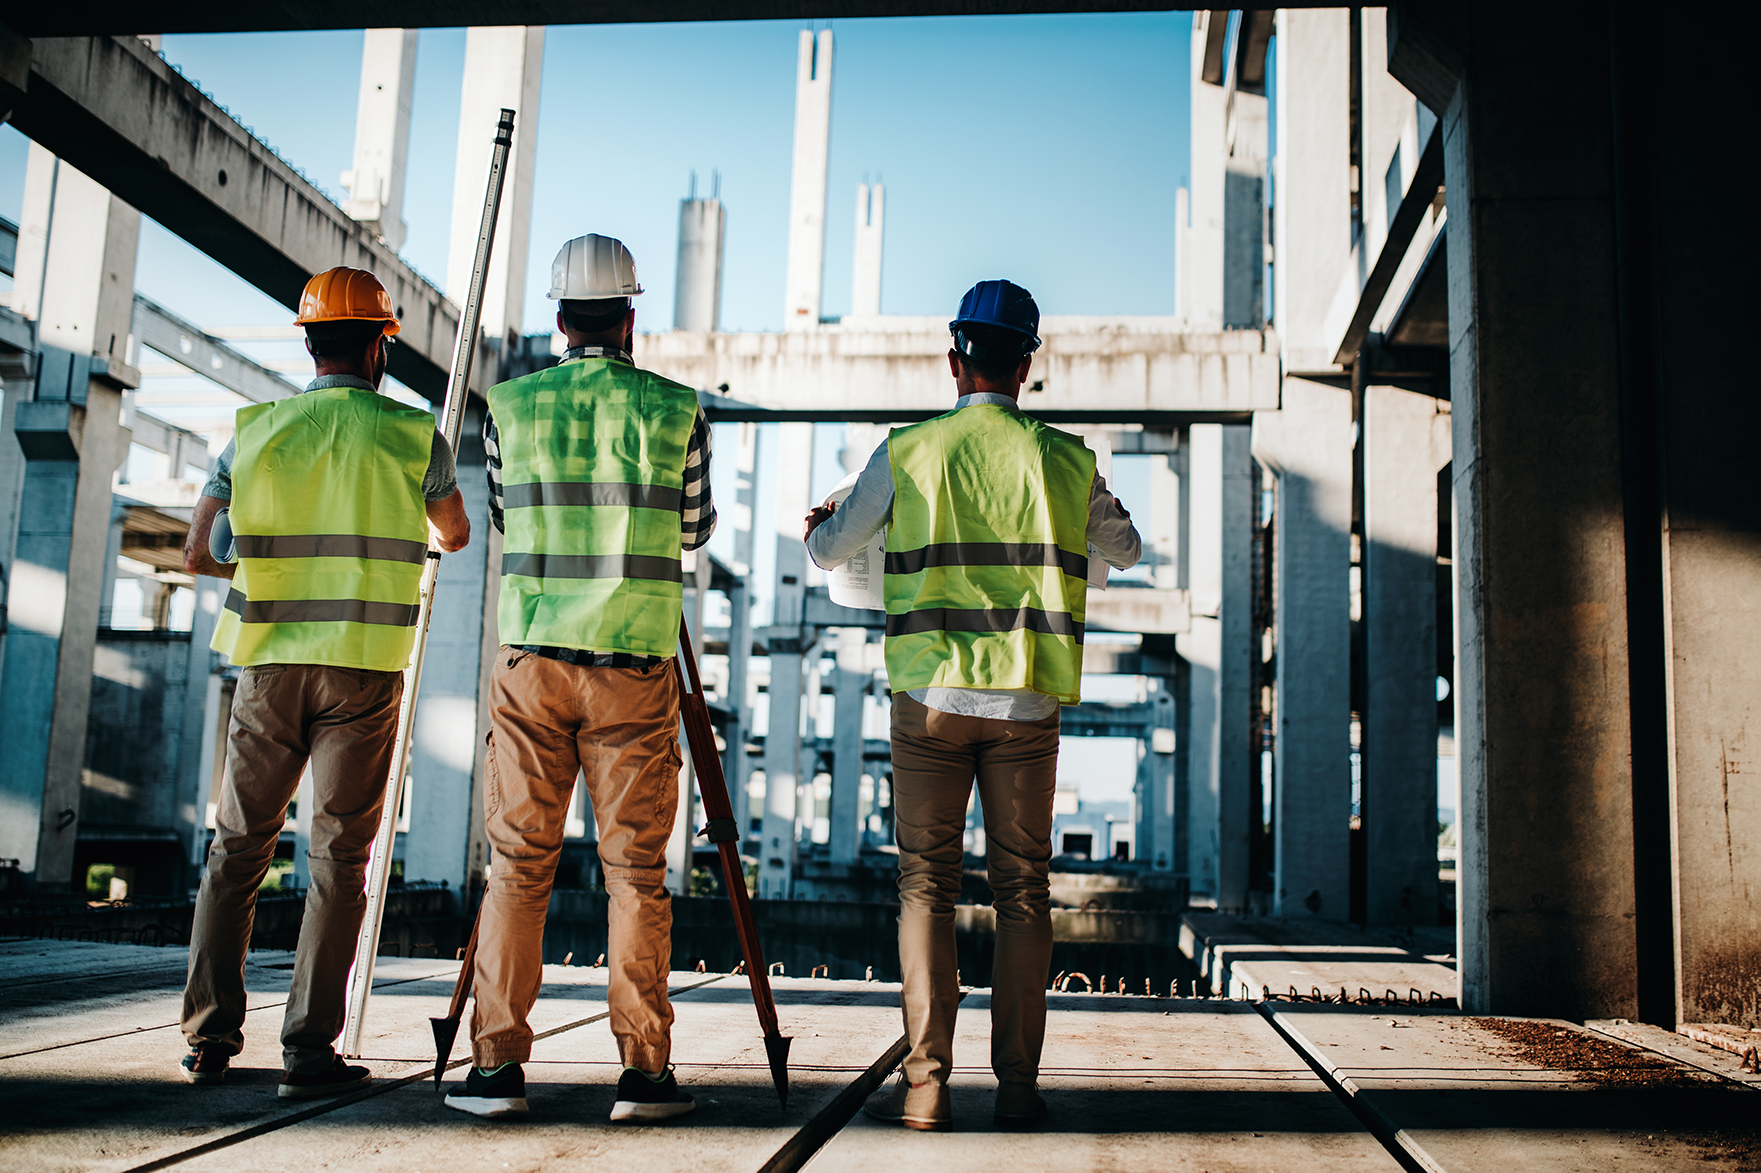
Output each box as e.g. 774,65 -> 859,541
883,405 -> 1094,704
211,387 -> 434,672
488,357 -> 698,656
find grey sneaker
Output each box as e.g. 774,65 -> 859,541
994,1081 -> 1047,1127
862,1073 -> 952,1131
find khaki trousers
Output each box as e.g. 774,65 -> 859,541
889,692 -> 1060,1089
183,663 -> 402,1074
471,649 -> 681,1071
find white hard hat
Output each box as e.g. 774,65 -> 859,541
548,234 -> 643,300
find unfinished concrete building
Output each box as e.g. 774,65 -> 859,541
0,1 -> 1752,1054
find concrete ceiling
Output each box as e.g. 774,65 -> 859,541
9,2 -> 1328,38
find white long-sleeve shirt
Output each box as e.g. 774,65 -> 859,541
807,392 -> 1143,720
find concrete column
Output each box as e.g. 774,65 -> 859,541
1407,9 -> 1641,1019
666,552 -> 712,894
1173,186 -> 1191,321
342,28 -> 418,252
403,402 -> 492,890
448,27 -> 543,351
725,422 -> 760,841
1224,73 -> 1268,328
674,195 -> 726,333
1273,8 -> 1351,373
1252,380 -> 1352,920
850,183 -> 883,318
1362,384 -> 1450,927
172,574 -> 224,888
0,150 -> 139,893
757,423 -> 813,897
783,29 -> 832,332
1175,423 -> 1253,907
1185,12 -> 1226,331
828,628 -> 866,864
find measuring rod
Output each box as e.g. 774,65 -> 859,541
340,107 -> 515,1058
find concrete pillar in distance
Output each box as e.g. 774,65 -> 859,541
448,27 -> 543,350
674,194 -> 726,333
0,148 -> 139,893
1252,380 -> 1352,921
724,422 -> 760,844
783,30 -> 832,332
1175,423 -> 1253,907
342,29 -> 418,252
1361,384 -> 1450,927
850,183 -> 883,318
828,628 -> 866,864
1184,12 -> 1226,331
757,423 -> 814,897
402,402 -> 493,890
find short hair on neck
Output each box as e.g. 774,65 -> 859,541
560,298 -> 630,335
305,320 -> 384,362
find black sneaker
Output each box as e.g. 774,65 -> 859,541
179,1045 -> 229,1085
610,1066 -> 696,1122
444,1063 -> 529,1120
277,1056 -> 371,1100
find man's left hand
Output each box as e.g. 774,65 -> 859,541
803,501 -> 837,542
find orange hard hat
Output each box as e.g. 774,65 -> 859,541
293,267 -> 401,335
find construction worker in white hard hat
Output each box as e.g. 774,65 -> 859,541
804,280 -> 1141,1132
444,234 -> 714,1123
177,266 -> 471,1098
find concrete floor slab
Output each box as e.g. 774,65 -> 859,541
1179,914 -> 1458,1003
1264,1003 -> 1760,1172
807,993 -> 1402,1173
169,974 -> 906,1173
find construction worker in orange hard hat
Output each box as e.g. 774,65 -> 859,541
177,266 -> 471,1100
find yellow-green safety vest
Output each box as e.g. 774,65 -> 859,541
883,404 -> 1095,704
212,387 -> 434,672
488,357 -> 698,656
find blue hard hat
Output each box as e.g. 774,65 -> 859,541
950,280 -> 1041,359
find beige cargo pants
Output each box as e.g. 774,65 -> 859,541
182,663 -> 402,1074
889,692 -> 1060,1090
469,649 -> 682,1072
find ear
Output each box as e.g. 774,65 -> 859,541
556,309 -> 567,334
948,349 -> 962,379
305,338 -> 315,357
1015,353 -> 1033,385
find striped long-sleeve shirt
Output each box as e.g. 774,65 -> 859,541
483,345 -> 717,551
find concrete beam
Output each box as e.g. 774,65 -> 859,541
341,28 -> 418,252
8,36 -> 464,401
5,3 -> 1334,40
131,295 -> 297,404
644,321 -> 1279,423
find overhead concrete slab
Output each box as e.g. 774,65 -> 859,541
808,992 -> 1401,1173
1263,1003 -> 1759,1172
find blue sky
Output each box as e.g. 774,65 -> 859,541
3,15 -> 1192,334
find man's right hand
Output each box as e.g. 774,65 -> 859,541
803,500 -> 837,542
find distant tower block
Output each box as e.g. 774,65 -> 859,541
783,29 -> 833,332
447,26 -> 544,348
851,182 -> 883,318
674,175 -> 726,332
342,29 -> 418,252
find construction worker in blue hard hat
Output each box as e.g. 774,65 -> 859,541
804,279 -> 1142,1131
177,266 -> 471,1099
444,234 -> 714,1124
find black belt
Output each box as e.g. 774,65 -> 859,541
511,644 -> 668,670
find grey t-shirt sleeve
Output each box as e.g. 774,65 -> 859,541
203,431 -> 456,502
200,438 -> 236,502
424,430 -> 459,502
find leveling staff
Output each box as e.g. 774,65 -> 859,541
443,234 -> 713,1124
178,267 -> 470,1097
805,280 -> 1141,1132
